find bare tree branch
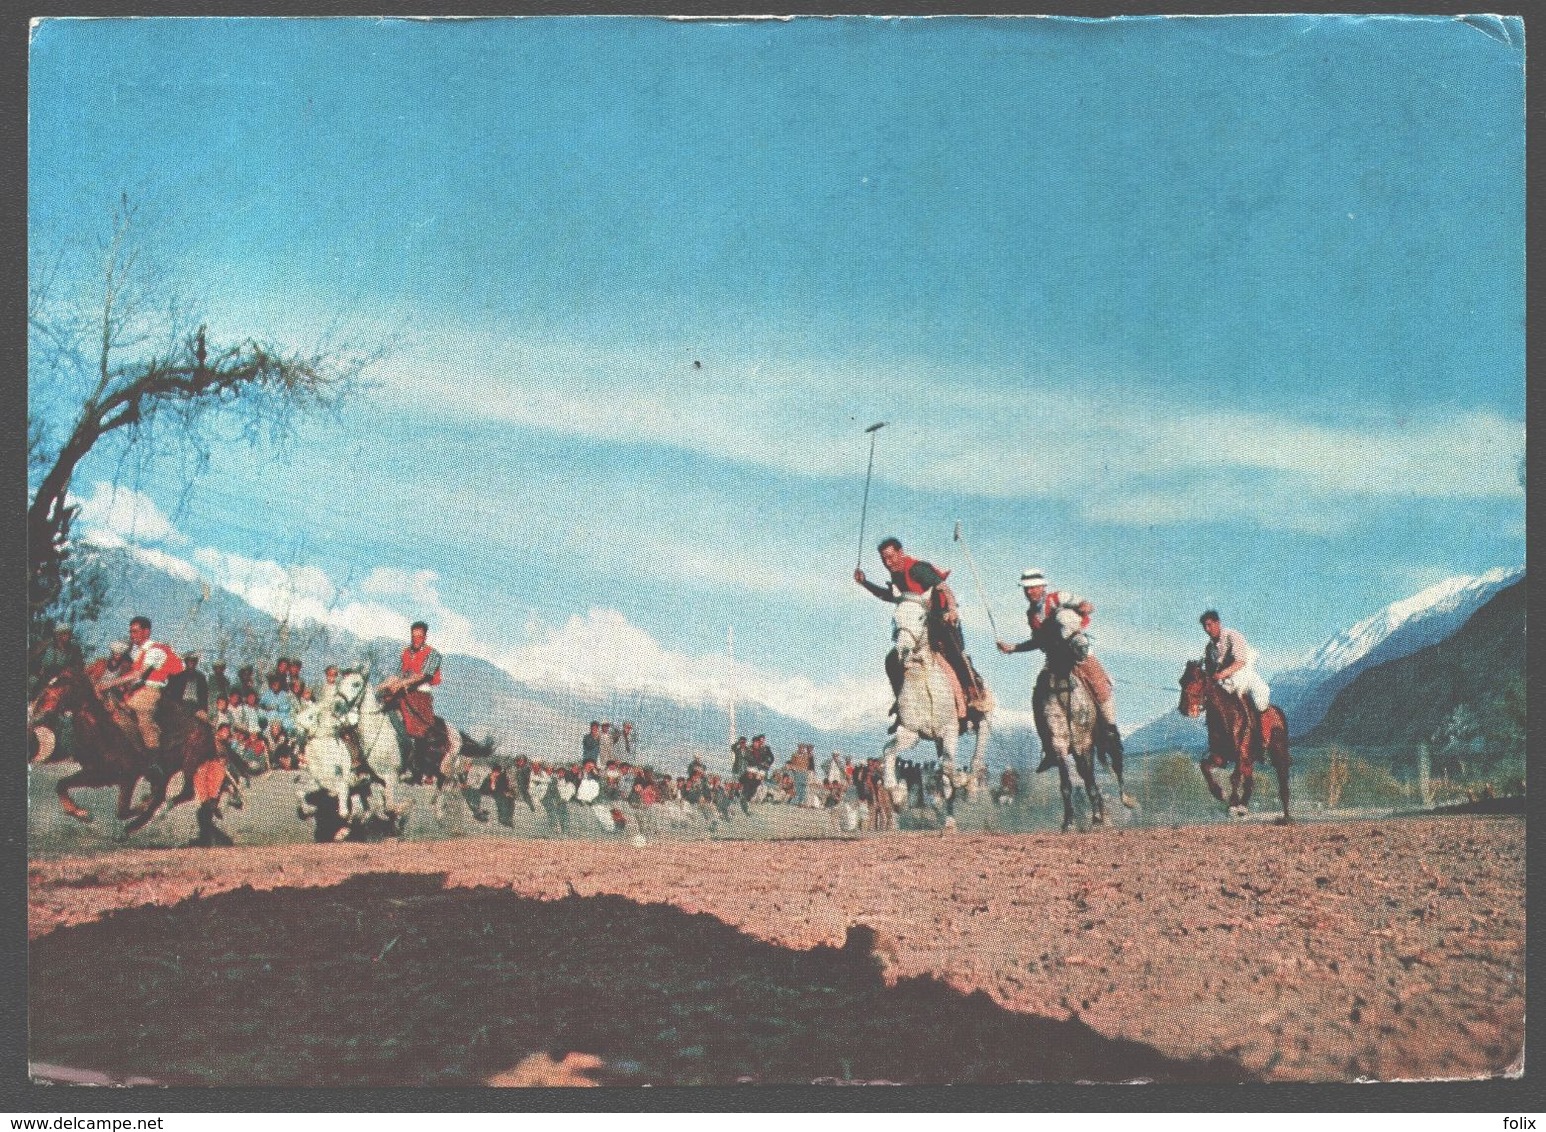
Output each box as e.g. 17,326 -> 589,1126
28,195 -> 383,637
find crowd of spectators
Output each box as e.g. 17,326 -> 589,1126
204,656 -> 324,774
460,724 -> 967,837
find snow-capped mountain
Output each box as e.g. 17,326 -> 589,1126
1270,566 -> 1523,734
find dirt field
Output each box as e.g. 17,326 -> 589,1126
28,812 -> 1524,1086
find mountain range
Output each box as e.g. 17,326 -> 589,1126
74,545 -> 1023,774
68,545 -> 1523,771
1304,578 -> 1524,755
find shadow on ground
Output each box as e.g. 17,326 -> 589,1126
30,872 -> 1251,1086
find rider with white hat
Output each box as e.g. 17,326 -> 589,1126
998,568 -> 1123,770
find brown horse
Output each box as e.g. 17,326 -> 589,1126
1178,659 -> 1291,824
29,665 -> 215,835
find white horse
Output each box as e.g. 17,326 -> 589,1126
881,597 -> 990,825
342,669 -> 424,820
293,689 -> 358,831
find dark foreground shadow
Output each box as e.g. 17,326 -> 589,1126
30,873 -> 1251,1086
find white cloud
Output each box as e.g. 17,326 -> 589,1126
73,482 -> 185,548
91,499 -> 895,731
366,327 -> 1524,533
489,608 -> 891,732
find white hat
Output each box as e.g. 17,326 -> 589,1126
1020,569 -> 1048,588
108,641 -> 129,657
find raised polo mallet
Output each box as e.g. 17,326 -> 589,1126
855,422 -> 887,570
954,521 -> 1000,640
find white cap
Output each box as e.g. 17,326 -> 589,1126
1020,569 -> 1048,588
108,641 -> 129,657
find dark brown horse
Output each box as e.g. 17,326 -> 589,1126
29,665 -> 215,836
1178,659 -> 1291,824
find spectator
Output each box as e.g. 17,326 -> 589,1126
207,660 -> 231,704
582,721 -> 602,767
480,764 -> 516,827
31,627 -> 84,695
177,652 -> 211,719
267,720 -> 298,771
512,754 -> 536,812
232,690 -> 261,737
260,674 -> 297,735
995,767 -> 1021,806
618,721 -> 636,759
235,665 -> 259,703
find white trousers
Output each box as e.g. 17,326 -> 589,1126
1221,668 -> 1271,712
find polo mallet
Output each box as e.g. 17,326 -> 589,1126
953,521 -> 1000,640
855,422 -> 887,570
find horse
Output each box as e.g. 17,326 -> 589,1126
881,597 -> 991,827
292,681 -> 372,836
28,664 -> 214,836
1030,611 -> 1132,831
1178,659 -> 1292,823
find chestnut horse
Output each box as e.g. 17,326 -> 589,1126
29,665 -> 215,836
1178,659 -> 1291,823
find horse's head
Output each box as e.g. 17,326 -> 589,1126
892,598 -> 930,664
30,666 -> 86,723
1178,659 -> 1208,718
333,670 -> 370,722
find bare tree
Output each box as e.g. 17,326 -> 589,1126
28,194 -> 381,638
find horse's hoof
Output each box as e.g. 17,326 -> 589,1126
65,809 -> 93,825
331,825 -> 351,842
942,816 -> 957,832
1062,820 -> 1075,832
1275,815 -> 1293,826
1121,793 -> 1138,810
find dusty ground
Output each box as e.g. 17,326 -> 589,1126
28,813 -> 1523,1086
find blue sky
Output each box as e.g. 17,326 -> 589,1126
29,15 -> 1525,731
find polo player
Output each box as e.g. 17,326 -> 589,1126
99,616 -> 184,753
391,620 -> 442,767
1200,610 -> 1273,744
855,536 -> 985,725
997,569 -> 1123,771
